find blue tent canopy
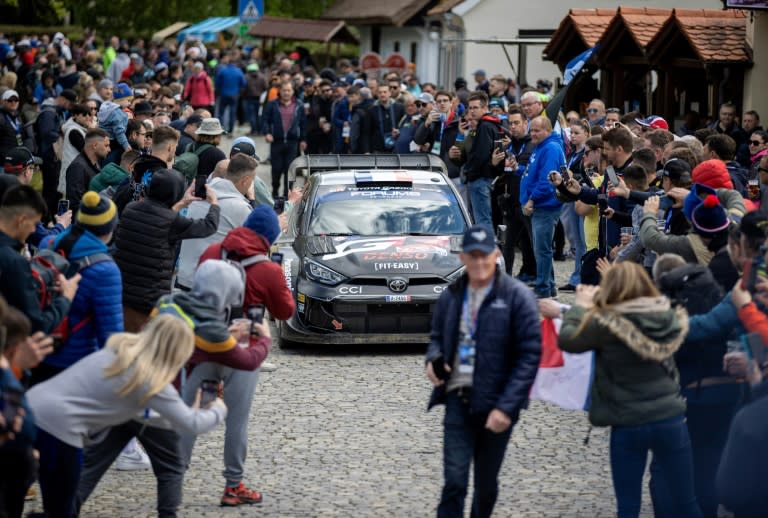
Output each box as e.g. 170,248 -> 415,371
177,17 -> 240,43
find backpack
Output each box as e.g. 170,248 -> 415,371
658,263 -> 723,316
174,143 -> 213,183
219,248 -> 269,319
30,226 -> 114,346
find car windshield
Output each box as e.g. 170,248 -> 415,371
307,183 -> 467,236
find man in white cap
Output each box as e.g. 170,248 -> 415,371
0,89 -> 23,157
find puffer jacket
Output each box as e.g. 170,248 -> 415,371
199,226 -> 295,321
559,297 -> 689,427
39,227 -> 123,369
113,168 -> 220,313
89,162 -> 130,194
425,269 -> 541,417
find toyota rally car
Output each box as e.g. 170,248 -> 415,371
275,154 -> 472,346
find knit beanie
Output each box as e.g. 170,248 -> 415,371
77,191 -> 117,235
683,183 -> 717,221
691,194 -> 729,237
692,159 -> 733,190
244,204 -> 281,245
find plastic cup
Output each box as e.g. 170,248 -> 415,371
656,218 -> 666,232
620,226 -> 635,236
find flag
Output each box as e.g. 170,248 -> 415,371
563,45 -> 600,86
530,313 -> 594,411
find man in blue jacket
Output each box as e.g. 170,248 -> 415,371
520,116 -> 565,298
215,53 -> 246,134
262,82 -> 307,198
425,224 -> 541,518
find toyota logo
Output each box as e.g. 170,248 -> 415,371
388,278 -> 408,293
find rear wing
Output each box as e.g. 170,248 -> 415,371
287,154 -> 447,181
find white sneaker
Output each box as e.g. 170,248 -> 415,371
260,361 -> 278,372
115,440 -> 151,471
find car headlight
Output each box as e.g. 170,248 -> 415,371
303,258 -> 348,286
446,266 -> 466,282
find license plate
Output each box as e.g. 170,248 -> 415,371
385,295 -> 411,302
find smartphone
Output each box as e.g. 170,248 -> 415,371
606,165 -> 620,187
746,333 -> 766,366
742,256 -> 768,294
200,379 -> 219,406
494,140 -> 504,153
559,165 -> 571,184
273,196 -> 286,215
271,252 -> 284,265
194,174 -> 207,199
57,199 -> 70,216
597,193 -> 609,215
431,356 -> 449,381
0,387 -> 22,431
659,195 -> 675,211
614,122 -> 621,129
247,304 -> 265,325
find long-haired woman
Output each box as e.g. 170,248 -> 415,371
27,314 -> 227,518
558,262 -> 702,518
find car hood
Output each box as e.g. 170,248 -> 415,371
303,235 -> 463,278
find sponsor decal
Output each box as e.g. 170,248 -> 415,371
490,299 -> 508,309
364,252 -> 428,260
385,295 -> 412,302
374,262 -> 419,271
433,285 -> 447,293
338,286 -> 363,294
321,236 -> 450,261
283,258 -> 293,290
297,303 -> 305,313
331,319 -> 343,330
297,293 -> 306,303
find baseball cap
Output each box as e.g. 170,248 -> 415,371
4,147 -> 42,173
230,136 -> 259,160
462,225 -> 497,254
246,63 -> 259,72
303,77 -> 315,86
1,89 -> 19,101
133,101 -> 153,115
185,114 -> 203,127
416,92 -> 434,104
60,89 -> 77,103
473,69 -> 486,77
660,158 -> 692,182
635,115 -> 669,131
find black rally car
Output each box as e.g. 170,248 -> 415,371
276,154 -> 472,346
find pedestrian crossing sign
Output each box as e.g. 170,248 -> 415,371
239,0 -> 262,24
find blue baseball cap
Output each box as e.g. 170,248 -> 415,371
462,225 -> 496,254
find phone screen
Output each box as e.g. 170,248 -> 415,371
57,199 -> 70,216
247,304 -> 265,325
200,379 -> 219,406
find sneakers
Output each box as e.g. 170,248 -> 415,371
115,439 -> 151,471
260,361 -> 278,372
558,283 -> 577,292
221,482 -> 263,506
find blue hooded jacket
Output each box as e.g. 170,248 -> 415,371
519,131 -> 565,210
39,227 -> 123,369
98,101 -> 129,149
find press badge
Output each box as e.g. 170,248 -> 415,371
458,336 -> 475,374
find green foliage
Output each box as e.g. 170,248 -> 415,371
264,0 -> 335,19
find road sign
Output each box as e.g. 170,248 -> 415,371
239,0 -> 263,25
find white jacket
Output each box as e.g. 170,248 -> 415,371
58,117 -> 87,194
175,177 -> 253,289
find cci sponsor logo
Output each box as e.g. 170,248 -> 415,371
338,286 -> 363,294
433,285 -> 447,293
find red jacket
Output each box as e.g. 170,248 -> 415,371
199,227 -> 295,320
184,72 -> 214,108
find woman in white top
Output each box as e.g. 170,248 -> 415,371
27,314 -> 227,518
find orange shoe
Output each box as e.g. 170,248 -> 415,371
220,482 -> 263,506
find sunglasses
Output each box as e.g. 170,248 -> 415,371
389,86 -> 399,90
586,108 -> 600,114
5,98 -> 19,102
320,89 -> 332,93
415,102 -> 428,108
750,140 -> 764,146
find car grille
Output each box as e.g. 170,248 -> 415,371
302,298 -> 434,334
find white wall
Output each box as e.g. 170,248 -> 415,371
458,0 -> 723,88
743,15 -> 768,117
356,26 -> 440,85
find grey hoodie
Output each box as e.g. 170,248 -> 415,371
176,177 -> 253,289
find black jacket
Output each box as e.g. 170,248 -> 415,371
362,101 -> 404,153
349,98 -> 374,154
0,230 -> 70,333
113,169 -> 220,312
426,269 -> 541,416
413,114 -> 460,178
0,107 -> 21,157
65,153 -> 101,213
717,380 -> 768,517
464,114 -> 504,182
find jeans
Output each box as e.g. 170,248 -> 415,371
530,207 -> 561,297
36,427 -> 83,518
438,392 -> 514,518
468,177 -> 493,230
270,140 -> 299,197
180,362 -> 261,487
217,95 -> 239,133
610,414 -> 702,518
560,203 -> 586,285
650,384 -> 743,518
77,422 -> 184,518
451,177 -> 470,215
244,97 -> 261,134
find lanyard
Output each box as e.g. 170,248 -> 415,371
462,287 -> 484,339
4,113 -> 20,134
568,148 -> 583,169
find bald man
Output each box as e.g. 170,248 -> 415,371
519,116 -> 565,298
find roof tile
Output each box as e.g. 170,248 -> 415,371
672,9 -> 749,62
